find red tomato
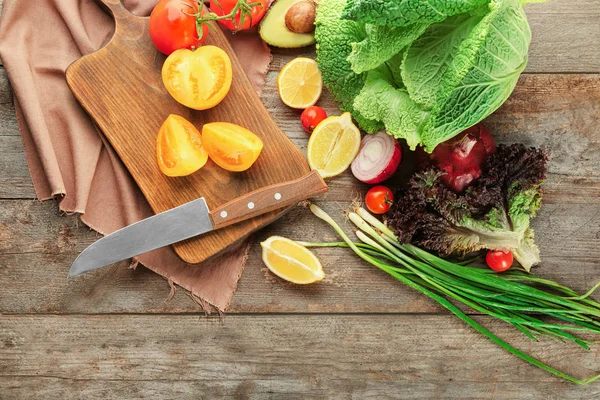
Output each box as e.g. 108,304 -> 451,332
365,186 -> 394,215
300,106 -> 328,134
486,250 -> 514,272
149,0 -> 209,55
209,0 -> 268,31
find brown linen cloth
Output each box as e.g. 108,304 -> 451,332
0,0 -> 273,312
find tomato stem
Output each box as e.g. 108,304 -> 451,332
191,0 -> 265,35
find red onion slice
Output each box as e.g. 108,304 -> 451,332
351,132 -> 402,184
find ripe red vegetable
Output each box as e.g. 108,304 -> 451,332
486,250 -> 514,272
419,123 -> 496,193
209,0 -> 268,31
365,186 -> 394,214
351,132 -> 402,184
300,106 -> 327,134
149,0 -> 209,55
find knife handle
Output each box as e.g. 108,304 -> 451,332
209,170 -> 328,230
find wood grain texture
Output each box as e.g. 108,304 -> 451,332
2,199 -> 600,314
2,314 -> 600,399
2,0 -> 600,397
2,0 -> 598,71
525,0 -> 600,73
65,1 -> 311,264
5,72 -> 600,200
2,73 -> 600,315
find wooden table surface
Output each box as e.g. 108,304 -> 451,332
2,1 -> 600,398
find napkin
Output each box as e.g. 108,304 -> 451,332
0,0 -> 273,312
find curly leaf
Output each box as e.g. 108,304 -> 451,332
342,0 -> 491,27
348,23 -> 429,74
314,0 -> 382,132
421,0 -> 531,151
388,144 -> 547,269
354,70 -> 427,149
401,11 -> 487,109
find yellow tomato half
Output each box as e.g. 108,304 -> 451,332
156,114 -> 208,177
202,122 -> 263,172
162,46 -> 233,110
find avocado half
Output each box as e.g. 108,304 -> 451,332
259,0 -> 316,48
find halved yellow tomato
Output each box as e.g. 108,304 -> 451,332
156,114 -> 208,177
202,122 -> 263,172
162,46 -> 233,110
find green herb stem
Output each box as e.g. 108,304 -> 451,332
307,203 -> 600,384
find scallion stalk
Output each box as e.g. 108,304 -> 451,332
306,203 -> 600,384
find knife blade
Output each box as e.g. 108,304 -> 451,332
68,171 -> 327,277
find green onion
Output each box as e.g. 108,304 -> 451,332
307,203 -> 600,384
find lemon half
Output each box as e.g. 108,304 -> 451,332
307,112 -> 361,178
277,57 -> 322,109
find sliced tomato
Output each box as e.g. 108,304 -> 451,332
162,46 -> 233,110
157,115 -> 208,177
202,122 -> 263,172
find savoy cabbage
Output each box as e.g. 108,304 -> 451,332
315,0 -> 544,152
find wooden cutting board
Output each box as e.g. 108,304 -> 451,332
66,0 -> 312,264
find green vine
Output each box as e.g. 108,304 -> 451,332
182,0 -> 265,41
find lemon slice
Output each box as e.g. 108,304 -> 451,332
277,57 -> 322,109
261,236 -> 325,284
307,112 -> 361,178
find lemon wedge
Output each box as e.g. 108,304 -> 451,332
261,236 -> 325,284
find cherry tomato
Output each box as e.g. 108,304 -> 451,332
300,106 -> 327,134
149,0 -> 209,55
365,186 -> 394,215
202,122 -> 264,172
157,115 -> 208,177
162,46 -> 233,110
209,0 -> 268,31
486,250 -> 514,272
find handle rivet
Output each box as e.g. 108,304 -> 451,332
248,202 -> 255,210
274,193 -> 282,200
220,211 -> 228,218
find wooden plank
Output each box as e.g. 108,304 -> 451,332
0,136 -> 34,199
1,198 -> 600,314
0,0 -> 599,72
256,1 -> 600,74
0,67 -> 36,198
0,68 -> 18,137
1,71 -> 599,314
525,0 -> 600,73
1,71 -> 600,312
3,72 -> 600,200
4,128 -> 600,203
0,199 -> 444,314
485,73 -> 600,203
2,314 -> 600,399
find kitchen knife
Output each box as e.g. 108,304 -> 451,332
68,171 -> 327,277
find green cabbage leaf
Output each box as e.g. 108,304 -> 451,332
315,0 -> 544,151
